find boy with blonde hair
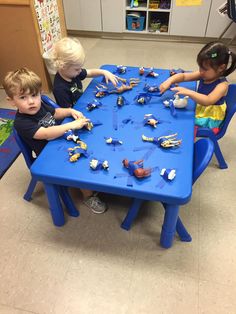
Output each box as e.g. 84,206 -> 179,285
3,68 -> 107,214
52,37 -> 118,108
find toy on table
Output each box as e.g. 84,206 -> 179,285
90,159 -> 109,171
169,68 -> 184,76
63,129 -> 80,143
115,65 -> 127,74
68,141 -> 88,162
143,114 -> 159,128
86,100 -> 103,111
105,137 -> 123,145
134,91 -> 161,104
160,168 -> 176,181
142,133 -> 182,148
122,159 -> 151,178
143,84 -> 161,93
117,95 -> 129,107
139,67 -> 159,77
163,95 -> 189,109
95,78 -> 139,98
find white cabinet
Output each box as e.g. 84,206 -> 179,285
170,0 -> 211,37
101,0 -> 124,32
63,0 -> 102,31
205,0 -> 236,38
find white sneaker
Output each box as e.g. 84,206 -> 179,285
83,195 -> 107,214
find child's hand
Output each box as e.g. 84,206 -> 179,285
171,86 -> 192,96
70,109 -> 84,120
71,117 -> 90,130
159,81 -> 172,93
103,70 -> 118,86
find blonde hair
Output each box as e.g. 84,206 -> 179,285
3,68 -> 42,98
52,37 -> 85,70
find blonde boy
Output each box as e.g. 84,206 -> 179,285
52,37 -> 118,108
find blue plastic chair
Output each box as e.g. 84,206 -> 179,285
121,138 -> 214,243
196,84 -> 236,169
13,95 -> 79,225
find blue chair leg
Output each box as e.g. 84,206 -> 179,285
213,140 -> 228,169
23,177 -> 38,201
44,183 -> 65,226
176,217 -> 192,242
57,186 -> 80,217
121,198 -> 144,230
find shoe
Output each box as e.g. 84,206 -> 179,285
83,195 -> 107,214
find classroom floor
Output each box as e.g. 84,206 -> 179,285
1,38 -> 236,314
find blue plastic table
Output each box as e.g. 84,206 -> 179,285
30,65 -> 196,248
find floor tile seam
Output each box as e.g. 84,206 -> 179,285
0,302 -> 39,314
198,276 -> 236,289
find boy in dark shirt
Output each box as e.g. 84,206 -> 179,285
52,37 -> 118,108
3,67 -> 107,214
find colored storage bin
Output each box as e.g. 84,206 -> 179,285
127,15 -> 145,31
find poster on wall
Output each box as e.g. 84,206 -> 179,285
176,0 -> 202,5
34,0 -> 62,53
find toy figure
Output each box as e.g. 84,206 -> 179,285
163,94 -> 189,109
90,158 -> 109,170
105,137 -> 123,145
139,67 -> 145,75
143,114 -> 159,128
63,129 -> 80,143
169,68 -> 184,76
122,159 -> 151,178
117,95 -> 129,107
95,78 -> 139,97
134,91 -> 161,105
86,100 -> 102,111
139,67 -> 159,77
142,133 -> 182,148
160,168 -> 176,181
68,141 -> 88,162
143,84 -> 160,93
116,65 -> 127,74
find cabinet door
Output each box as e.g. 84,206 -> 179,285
63,0 -> 102,31
170,0 -> 211,37
205,0 -> 236,38
101,0 -> 124,32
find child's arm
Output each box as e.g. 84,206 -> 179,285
33,117 -> 89,141
86,69 -> 118,86
172,81 -> 228,106
159,71 -> 201,93
54,108 -> 84,120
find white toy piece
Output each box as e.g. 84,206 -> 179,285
163,95 -> 189,109
160,168 -> 176,181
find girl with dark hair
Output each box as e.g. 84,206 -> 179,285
160,42 -> 236,134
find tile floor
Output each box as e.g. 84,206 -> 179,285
0,38 -> 236,314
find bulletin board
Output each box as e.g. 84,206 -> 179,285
34,0 -> 65,53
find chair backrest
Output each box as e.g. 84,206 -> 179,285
217,84 -> 236,139
13,95 -> 59,169
41,94 -> 59,108
193,138 -> 214,184
13,128 -> 35,169
227,0 -> 236,21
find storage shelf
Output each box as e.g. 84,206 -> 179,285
125,0 -> 171,33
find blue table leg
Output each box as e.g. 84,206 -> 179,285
160,204 -> 179,248
58,186 -> 80,217
176,217 -> 192,242
44,183 -> 65,227
121,198 -> 144,230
